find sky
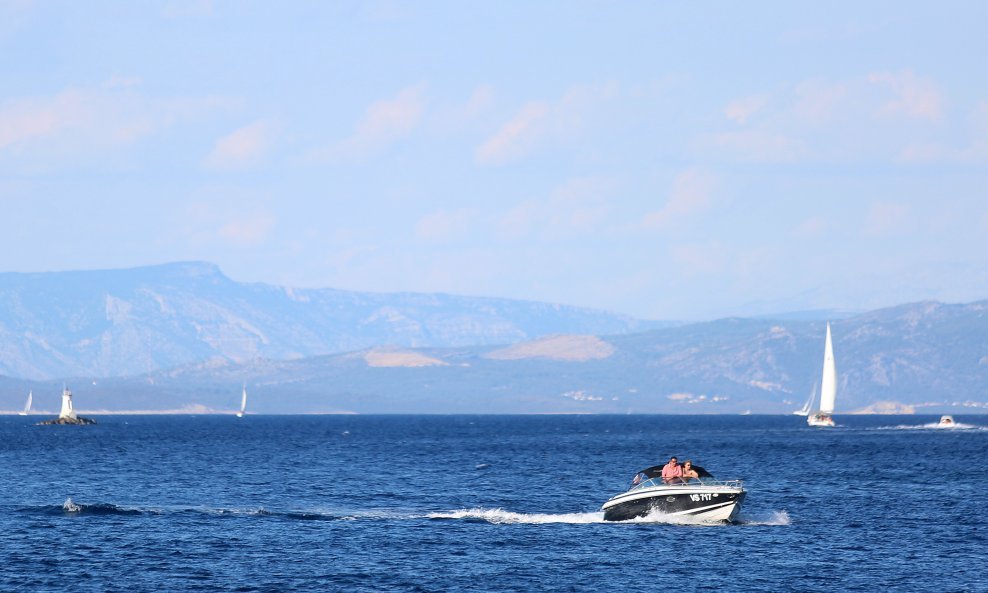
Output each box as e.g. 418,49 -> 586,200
1,1 -> 987,320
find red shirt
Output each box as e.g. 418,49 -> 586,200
661,462 -> 683,479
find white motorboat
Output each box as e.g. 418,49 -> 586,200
601,464 -> 745,522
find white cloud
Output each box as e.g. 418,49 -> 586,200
724,94 -> 768,124
704,71 -> 948,163
314,84 -> 426,162
495,176 -> 616,241
0,82 -> 225,162
868,70 -> 942,120
476,83 -> 618,165
642,169 -> 718,229
475,101 -> 550,164
204,120 -> 276,170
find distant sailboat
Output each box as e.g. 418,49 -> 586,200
807,323 -> 837,427
236,384 -> 247,418
18,390 -> 32,416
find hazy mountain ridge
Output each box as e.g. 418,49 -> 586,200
4,300 -> 986,414
0,262 -> 660,380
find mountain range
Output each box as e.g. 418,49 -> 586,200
0,264 -> 985,414
0,262 -> 660,380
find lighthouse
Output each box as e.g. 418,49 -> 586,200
38,385 -> 95,425
59,386 -> 77,420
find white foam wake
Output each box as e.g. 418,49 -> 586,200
736,510 -> 791,526
425,507 -> 788,526
875,423 -> 986,431
427,508 -> 605,524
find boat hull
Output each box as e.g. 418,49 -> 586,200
602,484 -> 745,522
807,413 -> 834,427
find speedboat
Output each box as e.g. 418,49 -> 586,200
937,415 -> 955,427
601,464 -> 746,522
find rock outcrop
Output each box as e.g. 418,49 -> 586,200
38,416 -> 96,425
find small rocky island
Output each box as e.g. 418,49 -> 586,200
38,387 -> 96,426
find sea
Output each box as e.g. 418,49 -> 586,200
1,414 -> 985,592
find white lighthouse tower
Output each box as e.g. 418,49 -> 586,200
59,386 -> 77,420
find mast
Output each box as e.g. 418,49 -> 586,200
819,323 -> 837,414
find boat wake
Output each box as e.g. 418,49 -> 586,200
427,508 -> 606,524
21,500 -> 789,527
874,423 -> 986,431
426,507 -> 791,526
33,497 -> 152,516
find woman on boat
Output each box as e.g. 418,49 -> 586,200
682,460 -> 700,481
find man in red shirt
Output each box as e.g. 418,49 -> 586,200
660,456 -> 683,483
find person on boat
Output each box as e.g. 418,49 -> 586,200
682,460 -> 700,481
661,456 -> 683,483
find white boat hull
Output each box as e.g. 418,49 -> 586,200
602,481 -> 746,522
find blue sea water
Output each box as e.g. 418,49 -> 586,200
1,414 -> 986,592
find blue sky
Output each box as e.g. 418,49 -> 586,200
1,1 -> 987,319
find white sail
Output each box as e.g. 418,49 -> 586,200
819,323 -> 837,414
794,383 -> 815,416
237,384 -> 247,417
19,390 -> 32,415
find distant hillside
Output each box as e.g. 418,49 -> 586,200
0,262 -> 663,380
7,300 -> 986,415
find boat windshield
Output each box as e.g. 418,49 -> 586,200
630,477 -> 743,491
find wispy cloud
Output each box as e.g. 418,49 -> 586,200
704,70 -> 946,163
204,120 -> 277,170
867,70 -> 942,120
313,84 -> 426,162
495,176 -> 616,240
476,101 -> 550,164
176,199 -> 277,248
724,94 -> 768,124
476,83 -> 618,165
642,169 -> 718,230
0,81 -> 226,163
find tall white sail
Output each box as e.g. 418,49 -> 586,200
819,323 -> 837,414
19,390 -> 32,415
237,384 -> 247,417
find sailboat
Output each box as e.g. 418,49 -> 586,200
236,384 -> 247,418
18,390 -> 32,416
807,323 -> 837,427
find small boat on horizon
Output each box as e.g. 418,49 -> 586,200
807,323 -> 837,427
937,415 -> 955,427
601,464 -> 745,522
